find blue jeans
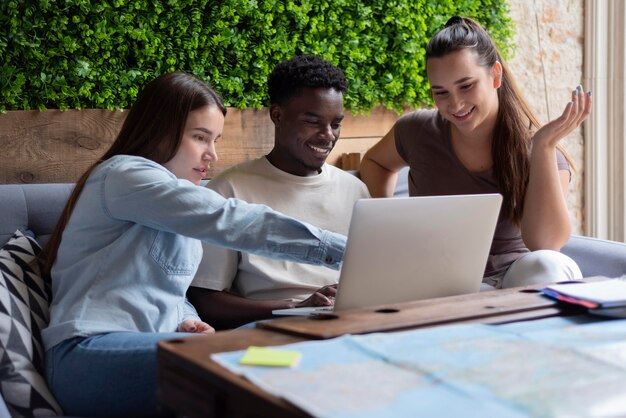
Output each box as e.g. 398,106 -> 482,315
45,332 -> 197,418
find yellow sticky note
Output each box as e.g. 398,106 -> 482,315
239,346 -> 301,367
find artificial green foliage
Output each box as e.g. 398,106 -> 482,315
0,0 -> 515,112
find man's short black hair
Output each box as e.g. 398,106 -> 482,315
268,55 -> 348,105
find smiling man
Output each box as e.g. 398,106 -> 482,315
188,56 -> 370,329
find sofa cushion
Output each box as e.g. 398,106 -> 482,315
562,235 -> 626,278
0,230 -> 62,417
0,183 -> 73,248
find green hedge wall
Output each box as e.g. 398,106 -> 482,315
0,0 -> 514,112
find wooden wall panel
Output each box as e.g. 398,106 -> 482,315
0,107 -> 400,184
0,110 -> 126,184
213,108 -> 274,179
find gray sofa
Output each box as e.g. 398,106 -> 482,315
2,182 -> 626,416
3,182 -> 626,276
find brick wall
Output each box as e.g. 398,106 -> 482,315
508,0 -> 585,233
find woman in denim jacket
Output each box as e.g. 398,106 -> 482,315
41,72 -> 346,417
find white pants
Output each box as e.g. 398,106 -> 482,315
481,250 -> 583,291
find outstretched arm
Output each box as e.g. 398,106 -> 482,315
187,285 -> 337,330
521,86 -> 592,250
360,127 -> 408,197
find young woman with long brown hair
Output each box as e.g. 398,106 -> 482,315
41,72 -> 346,417
361,16 -> 592,290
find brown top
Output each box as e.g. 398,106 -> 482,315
394,109 -> 569,276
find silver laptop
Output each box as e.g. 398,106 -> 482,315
272,194 -> 502,316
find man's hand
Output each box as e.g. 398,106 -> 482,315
295,284 -> 337,307
178,319 -> 215,334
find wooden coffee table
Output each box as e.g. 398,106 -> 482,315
158,284 -> 584,418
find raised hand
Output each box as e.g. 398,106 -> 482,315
532,85 -> 592,148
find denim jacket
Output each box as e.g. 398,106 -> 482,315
42,155 -> 345,350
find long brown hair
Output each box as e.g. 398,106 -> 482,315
426,16 -> 571,224
41,72 -> 226,277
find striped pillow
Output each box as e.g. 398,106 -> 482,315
0,230 -> 62,417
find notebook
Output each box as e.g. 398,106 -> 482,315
543,279 -> 626,309
272,193 -> 502,316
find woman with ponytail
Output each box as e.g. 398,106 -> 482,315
361,16 -> 591,289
